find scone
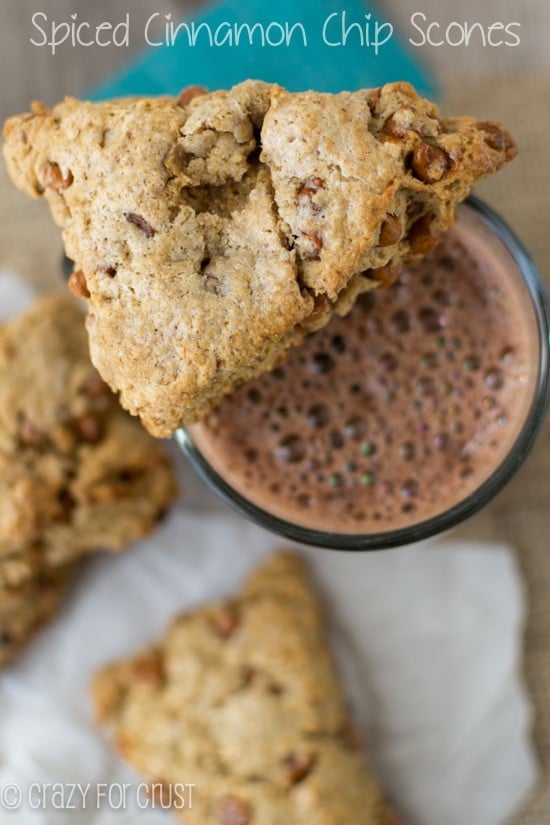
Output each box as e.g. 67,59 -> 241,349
93,552 -> 401,824
0,565 -> 74,668
0,295 -> 177,586
3,81 -> 516,436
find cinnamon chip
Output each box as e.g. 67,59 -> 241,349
408,215 -> 440,255
125,212 -> 155,238
378,215 -> 402,247
177,85 -> 208,107
476,121 -> 517,158
72,412 -> 103,444
68,269 -> 90,299
296,294 -> 331,335
56,488 -> 76,523
83,374 -> 111,399
149,781 -> 173,807
44,161 -> 73,192
282,752 -> 316,785
132,651 -> 165,684
215,795 -> 251,825
410,143 -> 450,184
370,263 -> 403,288
19,417 -> 45,447
209,604 -> 240,639
298,177 -> 324,198
301,231 -> 323,260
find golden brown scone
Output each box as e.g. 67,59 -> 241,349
3,81 -> 516,436
92,552 -> 400,824
0,295 -> 178,586
0,564 -> 74,668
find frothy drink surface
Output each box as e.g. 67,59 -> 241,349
190,208 -> 538,534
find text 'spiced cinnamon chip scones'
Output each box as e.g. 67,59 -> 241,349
0,295 -> 177,586
93,552 -> 401,825
0,564 -> 74,668
3,81 -> 516,436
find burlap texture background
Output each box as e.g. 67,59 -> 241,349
443,74 -> 550,824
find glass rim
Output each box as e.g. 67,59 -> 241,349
176,196 -> 550,551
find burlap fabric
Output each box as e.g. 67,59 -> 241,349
447,74 -> 550,824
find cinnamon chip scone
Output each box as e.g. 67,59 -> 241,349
3,81 -> 516,436
0,295 -> 177,586
93,552 -> 401,824
0,564 -> 74,668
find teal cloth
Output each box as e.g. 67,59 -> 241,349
90,0 -> 435,99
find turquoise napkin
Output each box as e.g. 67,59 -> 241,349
90,0 -> 435,98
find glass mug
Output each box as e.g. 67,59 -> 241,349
177,198 -> 550,550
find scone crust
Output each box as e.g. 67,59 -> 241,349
0,295 -> 177,585
3,82 -> 516,435
93,552 -> 398,824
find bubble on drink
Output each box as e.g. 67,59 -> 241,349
190,212 -> 539,534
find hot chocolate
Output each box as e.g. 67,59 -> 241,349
188,204 -> 542,536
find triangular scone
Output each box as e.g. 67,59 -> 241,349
0,295 -> 177,587
93,552 -> 401,824
3,81 -> 515,436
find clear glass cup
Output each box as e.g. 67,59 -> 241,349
176,197 -> 550,550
